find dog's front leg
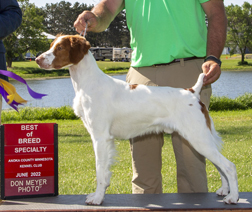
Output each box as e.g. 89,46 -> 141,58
86,136 -> 115,205
215,165 -> 230,196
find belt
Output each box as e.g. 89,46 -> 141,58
152,56 -> 205,67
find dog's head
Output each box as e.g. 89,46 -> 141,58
35,35 -> 91,70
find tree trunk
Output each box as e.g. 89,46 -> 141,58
6,57 -> 12,68
241,53 -> 245,63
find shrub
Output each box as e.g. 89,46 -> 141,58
1,93 -> 252,121
209,93 -> 252,111
238,61 -> 249,65
2,106 -> 78,122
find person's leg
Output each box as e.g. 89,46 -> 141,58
126,67 -> 164,194
155,59 -> 211,193
172,84 -> 211,193
171,132 -> 208,192
130,134 -> 164,193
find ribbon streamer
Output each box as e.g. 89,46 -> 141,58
0,70 -> 47,111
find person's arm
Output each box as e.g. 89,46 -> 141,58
0,0 -> 22,40
201,0 -> 227,86
74,0 -> 124,33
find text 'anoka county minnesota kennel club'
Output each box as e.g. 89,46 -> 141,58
1,123 -> 58,199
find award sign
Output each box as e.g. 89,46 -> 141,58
1,123 -> 58,199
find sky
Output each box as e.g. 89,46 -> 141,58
29,0 -> 251,8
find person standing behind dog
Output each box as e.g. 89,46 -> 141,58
0,0 -> 22,123
74,0 -> 227,194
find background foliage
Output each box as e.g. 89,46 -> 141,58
3,0 -> 252,67
40,1 -> 130,47
4,0 -> 50,67
225,2 -> 252,64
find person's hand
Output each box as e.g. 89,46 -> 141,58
202,60 -> 221,86
74,11 -> 100,33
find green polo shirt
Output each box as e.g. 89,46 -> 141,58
125,0 -> 209,67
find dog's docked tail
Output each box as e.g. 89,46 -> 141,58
191,73 -> 205,98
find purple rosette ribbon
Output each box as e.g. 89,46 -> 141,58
0,70 -> 47,111
0,86 -> 19,111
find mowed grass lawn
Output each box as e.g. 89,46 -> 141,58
5,110 -> 252,195
221,54 -> 252,71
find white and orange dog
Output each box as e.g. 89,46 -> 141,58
36,35 -> 239,205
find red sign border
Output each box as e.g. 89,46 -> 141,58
1,123 -> 58,199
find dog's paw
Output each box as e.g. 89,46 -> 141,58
85,192 -> 104,205
223,193 -> 239,204
216,186 -> 229,196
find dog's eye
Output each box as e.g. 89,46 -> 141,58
57,46 -> 62,51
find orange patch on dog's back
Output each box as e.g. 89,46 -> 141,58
129,84 -> 138,90
185,88 -> 195,93
199,101 -> 211,131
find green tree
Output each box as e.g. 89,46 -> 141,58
106,10 -> 130,47
42,1 -> 92,35
86,10 -> 130,47
4,0 -> 50,67
225,2 -> 252,65
42,1 -> 130,47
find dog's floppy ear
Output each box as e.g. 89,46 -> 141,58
69,35 -> 91,64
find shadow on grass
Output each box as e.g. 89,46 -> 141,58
217,125 -> 251,136
59,133 -> 83,137
12,66 -> 127,76
59,136 -> 92,143
12,67 -> 70,76
237,61 -> 252,66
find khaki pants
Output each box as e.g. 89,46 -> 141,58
126,59 -> 212,194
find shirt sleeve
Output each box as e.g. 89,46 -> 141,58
0,0 -> 22,40
198,0 -> 209,3
199,0 -> 224,3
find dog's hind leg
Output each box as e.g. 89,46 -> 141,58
85,134 -> 116,205
180,128 -> 239,204
208,151 -> 238,204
